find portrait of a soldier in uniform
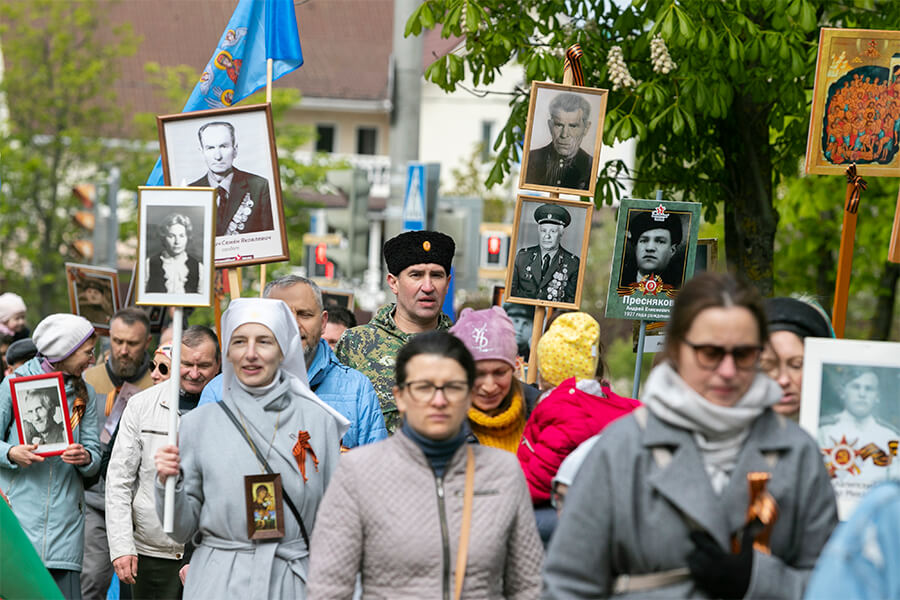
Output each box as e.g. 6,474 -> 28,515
506,196 -> 592,308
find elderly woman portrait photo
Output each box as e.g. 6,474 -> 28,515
145,213 -> 204,295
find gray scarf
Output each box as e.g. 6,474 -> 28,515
642,362 -> 780,493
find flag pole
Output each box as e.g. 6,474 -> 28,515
163,307 -> 184,533
259,58 -> 274,297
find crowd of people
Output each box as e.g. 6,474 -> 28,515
1,229 -> 898,600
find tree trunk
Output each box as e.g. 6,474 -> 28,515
868,261 -> 900,340
718,95 -> 776,296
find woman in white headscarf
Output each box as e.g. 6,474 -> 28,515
154,298 -> 348,600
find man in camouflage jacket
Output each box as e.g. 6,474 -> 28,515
336,230 -> 456,433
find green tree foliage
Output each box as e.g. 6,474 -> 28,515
406,0 -> 900,297
0,0 -> 138,317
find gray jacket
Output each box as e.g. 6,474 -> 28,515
542,407 -> 838,599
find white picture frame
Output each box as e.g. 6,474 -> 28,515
799,337 -> 900,519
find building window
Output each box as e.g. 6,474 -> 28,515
356,127 -> 377,155
481,120 -> 494,162
316,124 -> 336,153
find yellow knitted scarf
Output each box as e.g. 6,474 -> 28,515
467,388 -> 526,453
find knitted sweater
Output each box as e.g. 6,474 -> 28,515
468,389 -> 526,453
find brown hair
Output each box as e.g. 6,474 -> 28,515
662,272 -> 768,365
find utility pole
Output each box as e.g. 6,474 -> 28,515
386,0 -> 424,245
106,167 -> 119,270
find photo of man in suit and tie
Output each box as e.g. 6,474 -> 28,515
190,121 -> 273,236
509,203 -> 581,303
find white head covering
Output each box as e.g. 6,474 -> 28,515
0,293 -> 27,322
221,298 -> 350,435
33,314 -> 95,363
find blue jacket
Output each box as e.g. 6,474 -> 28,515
199,339 -> 387,448
804,481 -> 900,600
0,357 -> 101,571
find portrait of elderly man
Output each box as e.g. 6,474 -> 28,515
189,121 -> 273,236
510,203 -> 580,303
21,389 -> 66,446
620,210 -> 685,288
524,92 -> 594,190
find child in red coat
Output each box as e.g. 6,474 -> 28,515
518,312 -> 640,505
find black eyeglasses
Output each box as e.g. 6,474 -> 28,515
400,380 -> 470,403
151,361 -> 169,376
683,341 -> 762,371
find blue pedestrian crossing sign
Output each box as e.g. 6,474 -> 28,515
403,163 -> 426,231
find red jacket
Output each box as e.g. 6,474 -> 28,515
517,378 -> 641,503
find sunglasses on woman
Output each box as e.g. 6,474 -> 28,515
683,341 -> 762,370
150,361 -> 169,376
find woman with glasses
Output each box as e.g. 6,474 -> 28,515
309,331 -> 543,599
449,307 -> 539,453
150,343 -> 172,386
759,296 -> 833,421
543,272 -> 838,599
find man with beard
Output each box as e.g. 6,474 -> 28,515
106,326 -> 220,599
81,308 -> 153,600
199,276 -> 386,448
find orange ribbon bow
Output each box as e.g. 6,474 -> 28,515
292,430 -> 319,483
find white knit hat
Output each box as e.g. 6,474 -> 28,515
32,314 -> 95,362
0,293 -> 27,322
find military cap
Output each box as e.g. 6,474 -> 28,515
628,210 -> 683,246
383,230 -> 455,276
502,302 -> 534,319
534,204 -> 571,227
765,297 -> 833,340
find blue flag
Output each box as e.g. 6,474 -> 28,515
145,0 -> 302,185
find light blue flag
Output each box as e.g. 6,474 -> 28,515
145,0 -> 302,185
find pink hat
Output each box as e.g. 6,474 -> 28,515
449,306 -> 518,368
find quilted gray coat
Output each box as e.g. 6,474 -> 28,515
308,432 -> 543,599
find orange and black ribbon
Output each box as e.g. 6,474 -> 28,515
292,430 -> 319,483
845,164 -> 867,214
732,472 -> 778,555
857,442 -> 897,467
69,377 -> 89,431
565,44 -> 585,87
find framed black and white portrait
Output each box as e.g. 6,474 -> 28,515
135,187 -> 216,308
65,263 -> 120,334
157,103 -> 289,267
504,195 -> 592,309
518,81 -> 608,198
800,338 -> 900,520
605,198 -> 701,322
322,290 -> 354,311
10,373 -> 72,456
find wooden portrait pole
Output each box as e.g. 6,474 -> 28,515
525,45 -> 583,385
889,186 -> 900,264
831,164 -> 866,338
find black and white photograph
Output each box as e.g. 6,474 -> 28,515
800,338 -> 900,519
135,187 -> 216,308
157,103 -> 289,267
518,81 -> 608,197
619,208 -> 691,290
505,195 -> 592,309
10,372 -> 72,457
65,263 -> 120,334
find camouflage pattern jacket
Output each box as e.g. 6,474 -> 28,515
335,303 -> 454,434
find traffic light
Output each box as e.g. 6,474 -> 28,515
72,184 -> 96,260
478,224 -> 512,280
303,233 -> 340,280
324,168 -> 370,280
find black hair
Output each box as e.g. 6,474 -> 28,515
395,331 -> 476,388
325,305 -> 357,329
